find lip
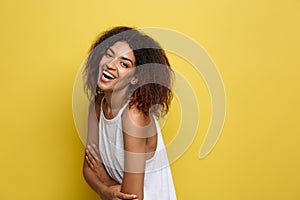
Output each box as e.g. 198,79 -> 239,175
103,70 -> 116,79
100,70 -> 117,83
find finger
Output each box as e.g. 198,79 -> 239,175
85,148 -> 96,167
90,144 -> 101,162
91,143 -> 100,154
85,155 -> 94,168
86,146 -> 98,165
116,192 -> 138,199
87,145 -> 97,160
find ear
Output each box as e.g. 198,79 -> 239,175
130,77 -> 138,85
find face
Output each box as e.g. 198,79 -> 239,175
98,41 -> 136,93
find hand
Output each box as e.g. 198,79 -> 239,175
85,144 -> 102,178
104,185 -> 138,200
85,145 -> 138,200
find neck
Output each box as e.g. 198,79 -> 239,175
103,89 -> 129,116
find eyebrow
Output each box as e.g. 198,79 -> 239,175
121,56 -> 134,65
108,47 -> 134,66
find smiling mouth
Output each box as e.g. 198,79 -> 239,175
102,71 -> 116,80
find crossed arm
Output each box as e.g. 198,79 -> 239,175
83,100 -> 139,200
83,99 -> 154,200
83,145 -> 138,200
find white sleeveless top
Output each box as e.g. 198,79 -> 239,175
98,101 -> 177,200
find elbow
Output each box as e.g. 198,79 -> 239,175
137,193 -> 144,200
82,163 -> 90,183
121,185 -> 144,200
83,156 -> 92,183
82,166 -> 87,182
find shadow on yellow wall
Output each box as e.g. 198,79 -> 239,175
0,1 -> 299,199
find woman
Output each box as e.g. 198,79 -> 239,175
83,26 -> 177,200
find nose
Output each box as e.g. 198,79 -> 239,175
106,58 -> 118,70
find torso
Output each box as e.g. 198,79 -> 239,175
95,96 -> 157,159
96,95 -> 177,199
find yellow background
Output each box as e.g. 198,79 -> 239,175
1,0 -> 299,199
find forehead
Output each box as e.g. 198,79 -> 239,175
109,41 -> 134,57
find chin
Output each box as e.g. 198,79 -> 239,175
97,84 -> 113,93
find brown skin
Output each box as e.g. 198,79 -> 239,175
121,107 -> 153,200
95,41 -> 158,200
83,97 -> 157,200
84,27 -> 173,117
101,97 -> 157,200
83,98 -> 139,200
83,28 -> 172,199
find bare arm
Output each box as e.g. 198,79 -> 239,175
121,107 -> 154,200
121,135 -> 146,200
83,158 -> 116,195
84,146 -> 137,200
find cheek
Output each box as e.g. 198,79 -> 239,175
99,53 -> 111,66
120,69 -> 136,80
97,59 -> 105,78
98,57 -> 105,69
97,71 -> 101,83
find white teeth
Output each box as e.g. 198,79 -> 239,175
103,71 -> 115,79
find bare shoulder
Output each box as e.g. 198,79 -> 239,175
126,105 -> 151,127
122,105 -> 157,139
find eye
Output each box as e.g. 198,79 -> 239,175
104,51 -> 113,58
120,61 -> 129,68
